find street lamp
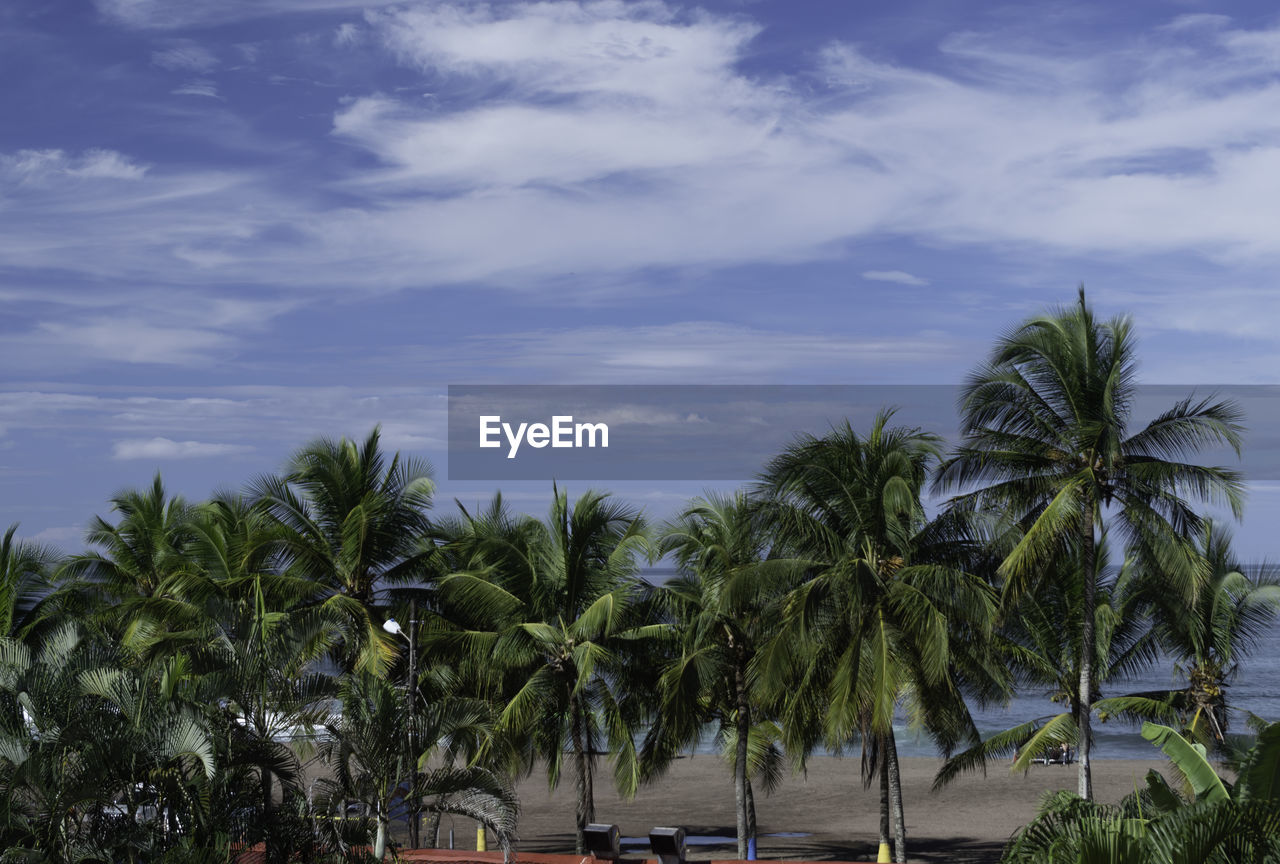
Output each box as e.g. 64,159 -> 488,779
383,602 -> 420,849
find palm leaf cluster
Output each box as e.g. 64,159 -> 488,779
1002,721 -> 1280,863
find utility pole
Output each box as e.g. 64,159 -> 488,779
408,597 -> 420,849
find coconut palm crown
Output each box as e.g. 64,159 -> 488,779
934,287 -> 1246,799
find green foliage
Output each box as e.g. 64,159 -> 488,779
1140,722 -> 1228,804
0,624 -> 218,860
1129,521 -> 1280,746
1002,721 -> 1280,863
0,525 -> 59,641
435,486 -> 654,853
936,541 -> 1163,785
0,291 -> 1269,864
251,426 -> 436,675
937,287 -> 1245,800
643,491 -> 802,858
317,673 -> 518,861
756,410 -> 996,864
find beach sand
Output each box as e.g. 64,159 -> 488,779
490,755 -> 1174,864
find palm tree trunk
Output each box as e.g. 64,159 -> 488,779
878,742 -> 891,863
262,765 -> 274,857
571,694 -> 595,853
1077,504 -> 1096,801
428,808 -> 442,848
746,776 -> 758,858
735,654 -> 750,860
884,727 -> 906,864
375,810 -> 390,861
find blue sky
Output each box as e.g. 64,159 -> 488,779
5,0 -> 1280,555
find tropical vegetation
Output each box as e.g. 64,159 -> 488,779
0,291 -> 1276,863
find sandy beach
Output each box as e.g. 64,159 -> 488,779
490,755 -> 1174,864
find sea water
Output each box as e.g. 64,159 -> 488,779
953,621 -> 1280,760
680,623 -> 1280,761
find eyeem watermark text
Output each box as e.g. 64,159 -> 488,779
479,415 -> 609,459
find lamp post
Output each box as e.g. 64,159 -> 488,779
382,598 -> 419,849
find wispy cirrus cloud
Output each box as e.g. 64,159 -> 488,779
112,437 -> 254,460
172,80 -> 221,99
1,290 -> 297,372
93,0 -> 406,29
863,270 -> 929,286
151,41 -> 218,72
13,3 -> 1280,340
0,148 -> 148,182
33,319 -> 232,366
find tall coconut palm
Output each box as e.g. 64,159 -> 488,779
646,491 -> 800,860
250,427 -> 436,675
437,488 -> 655,853
1132,521 -> 1280,746
757,411 -> 997,864
935,288 -> 1246,799
934,539 -> 1162,786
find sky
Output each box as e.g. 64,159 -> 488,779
5,0 -> 1280,557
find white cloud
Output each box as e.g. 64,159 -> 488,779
15,3 -> 1280,343
0,149 -> 148,183
112,437 -> 254,460
151,42 -> 218,72
1,289 -> 297,373
94,0 -> 406,29
863,270 -> 929,286
172,79 -> 221,99
33,319 -> 233,366
334,22 -> 361,47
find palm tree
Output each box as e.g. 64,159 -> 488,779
935,288 -> 1246,799
251,427 -> 436,675
60,474 -> 214,655
757,411 -> 997,864
190,495 -> 335,857
646,491 -> 800,860
935,539 -> 1161,785
1132,521 -> 1280,746
0,524 -> 60,640
437,488 -> 655,853
317,673 -> 519,861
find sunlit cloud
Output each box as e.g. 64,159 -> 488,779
11,5 -> 1280,312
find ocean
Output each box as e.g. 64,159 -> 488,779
678,624 -> 1280,761
950,621 -> 1280,760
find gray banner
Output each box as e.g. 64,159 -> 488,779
447,384 -> 1278,482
